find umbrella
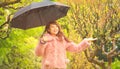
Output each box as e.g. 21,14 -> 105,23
11,0 -> 70,30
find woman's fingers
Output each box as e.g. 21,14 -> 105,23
84,38 -> 97,42
87,38 -> 97,41
43,36 -> 49,41
83,38 -> 97,45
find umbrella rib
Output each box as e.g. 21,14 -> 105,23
38,9 -> 44,26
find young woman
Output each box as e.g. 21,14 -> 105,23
35,21 -> 97,69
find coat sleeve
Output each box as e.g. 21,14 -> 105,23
66,39 -> 90,53
35,33 -> 53,57
35,40 -> 48,57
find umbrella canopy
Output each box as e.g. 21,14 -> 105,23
11,0 -> 70,30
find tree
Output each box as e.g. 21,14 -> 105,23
66,0 -> 120,69
0,0 -> 41,39
0,0 -> 43,69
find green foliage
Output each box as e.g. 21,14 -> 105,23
0,0 -> 44,69
0,8 -> 6,25
0,29 -> 44,68
64,0 -> 120,69
112,59 -> 120,69
0,27 -> 44,69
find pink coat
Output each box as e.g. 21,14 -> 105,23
35,33 -> 90,69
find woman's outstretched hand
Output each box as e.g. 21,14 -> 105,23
84,38 -> 97,41
84,38 -> 97,45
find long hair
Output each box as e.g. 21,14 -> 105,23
41,21 -> 70,42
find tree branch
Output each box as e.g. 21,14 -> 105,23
0,14 -> 12,39
3,6 -> 23,10
111,51 -> 120,57
102,45 -> 108,55
0,0 -> 21,7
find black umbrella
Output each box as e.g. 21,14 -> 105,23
11,0 -> 70,30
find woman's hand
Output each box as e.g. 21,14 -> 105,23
84,38 -> 97,45
41,34 -> 53,42
42,35 -> 50,42
84,38 -> 97,41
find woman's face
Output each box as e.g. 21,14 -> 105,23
48,24 -> 59,36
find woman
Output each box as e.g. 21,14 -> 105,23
35,21 -> 97,69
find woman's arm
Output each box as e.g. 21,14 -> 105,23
35,39 -> 47,56
35,33 -> 53,56
66,39 -> 90,53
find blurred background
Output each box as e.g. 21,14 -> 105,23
0,0 -> 120,69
